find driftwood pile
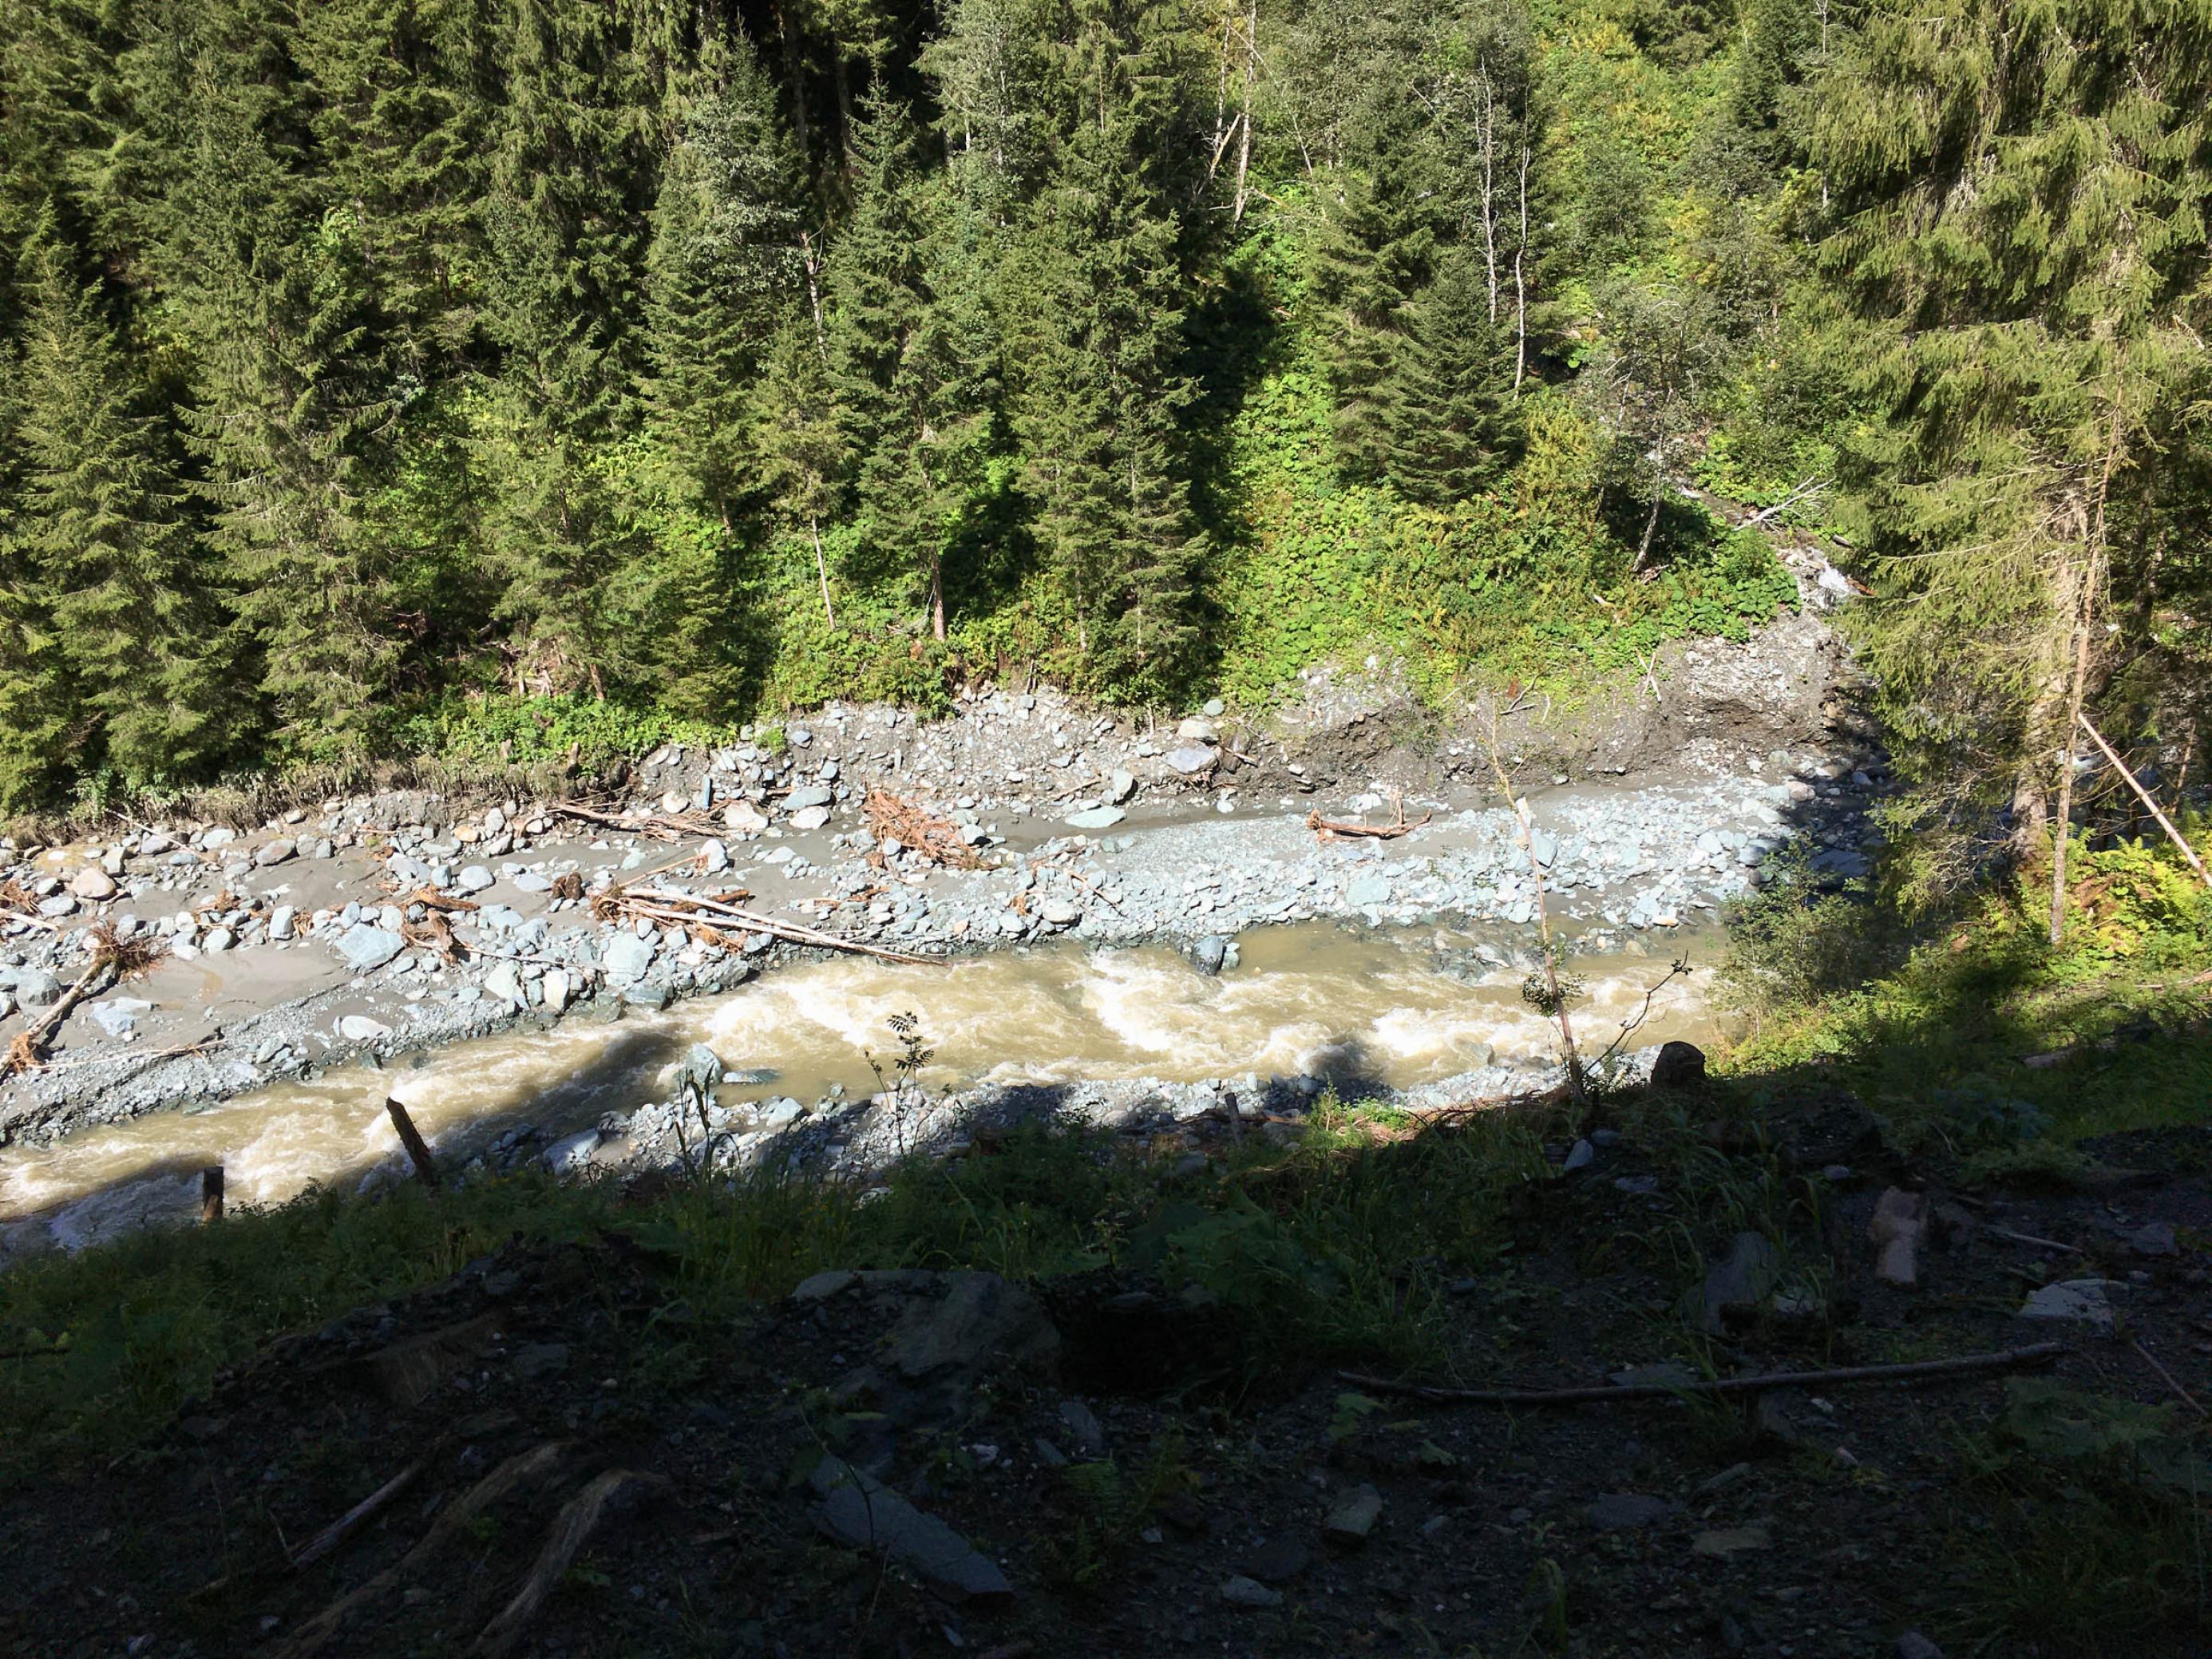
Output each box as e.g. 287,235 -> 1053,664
1307,791 -> 1430,843
863,787 -> 982,869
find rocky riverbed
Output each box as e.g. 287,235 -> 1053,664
0,583 -> 1878,1170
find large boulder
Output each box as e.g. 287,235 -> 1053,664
1649,1040 -> 1707,1089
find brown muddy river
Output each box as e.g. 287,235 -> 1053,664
0,923 -> 1726,1255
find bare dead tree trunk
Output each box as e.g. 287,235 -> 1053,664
2047,548 -> 2097,945
1486,712 -> 1585,1102
1231,0 -> 1256,225
1513,134 -> 1531,393
1478,73 -> 1499,323
2049,390 -> 2127,944
811,515 -> 835,628
797,231 -> 829,365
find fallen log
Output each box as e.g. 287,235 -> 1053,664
611,885 -> 936,965
1,921 -> 161,1078
291,1459 -> 425,1569
1337,1341 -> 2066,1407
469,1471 -> 668,1658
547,801 -> 721,844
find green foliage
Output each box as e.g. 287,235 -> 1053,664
394,692 -> 733,774
1722,827 -> 2212,1150
1048,1434 -> 1195,1589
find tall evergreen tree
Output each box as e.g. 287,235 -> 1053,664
149,5 -> 403,755
476,0 -> 660,696
826,93 -> 999,639
1386,249 -> 1520,505
11,215 -> 230,788
645,33 -> 807,529
1007,0 -> 1205,694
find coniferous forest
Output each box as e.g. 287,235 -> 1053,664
1,0 -> 2209,869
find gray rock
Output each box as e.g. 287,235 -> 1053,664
1165,745 -> 1217,774
1650,1039 -> 1707,1088
1039,897 -> 1082,927
512,871 -> 553,893
1324,1483 -> 1383,1545
789,806 -> 831,832
335,925 -> 406,973
787,784 -> 835,810
623,982 -> 671,1011
483,961 -> 526,1006
669,1043 -> 722,1097
254,838 -> 297,868
759,1097 -> 803,1130
1896,1633 -> 1945,1659
338,1015 -> 392,1043
1346,873 -> 1391,908
1108,769 -> 1138,804
1694,1231 -> 1779,1333
603,933 -> 657,982
1528,828 -> 1558,869
2131,1221 -> 2178,1257
884,1272 -> 1059,1382
1064,806 -> 1126,831
1586,1493 -> 1679,1530
794,1269 -> 857,1302
513,1341 -> 570,1381
699,837 -> 730,873
269,905 -> 297,941
1059,1398 -> 1106,1456
457,865 -> 496,894
1244,1537 -> 1310,1583
810,1458 -> 1012,1604
541,1130 -> 602,1174
38,896 -> 77,918
70,867 -> 118,900
1191,934 -> 1233,976
1561,1138 -> 1596,1173
540,968 -> 571,1016
89,997 -> 154,1038
1220,1575 -> 1282,1610
2018,1278 -> 2119,1330
202,927 -> 235,953
11,970 -> 62,1009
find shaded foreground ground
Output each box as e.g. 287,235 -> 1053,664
2,936 -> 2209,1659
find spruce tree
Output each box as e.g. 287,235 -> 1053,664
149,7 -> 402,756
644,32 -> 806,529
13,216 -> 230,786
1386,249 -> 1520,506
1310,165 -> 1427,483
826,92 -> 998,639
0,343 -> 73,813
476,0 -> 659,697
1007,0 -> 1205,695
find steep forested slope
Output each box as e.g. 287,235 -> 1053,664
0,0 -> 2206,878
